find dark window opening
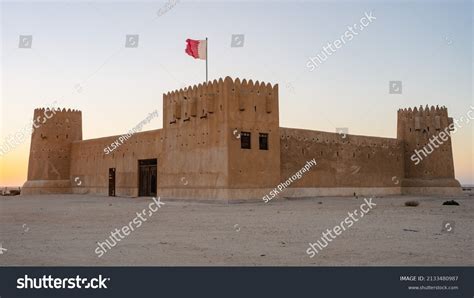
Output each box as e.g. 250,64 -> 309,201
108,168 -> 116,197
259,133 -> 269,150
241,132 -> 251,149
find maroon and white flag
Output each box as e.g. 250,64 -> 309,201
185,39 -> 207,60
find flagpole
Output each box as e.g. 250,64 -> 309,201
206,37 -> 208,83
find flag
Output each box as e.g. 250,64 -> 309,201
185,39 -> 207,60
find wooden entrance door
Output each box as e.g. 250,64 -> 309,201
139,159 -> 157,197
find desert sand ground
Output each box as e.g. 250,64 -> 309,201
0,194 -> 472,266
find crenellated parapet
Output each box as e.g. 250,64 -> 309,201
34,107 -> 81,113
230,78 -> 278,114
397,105 -> 447,115
397,105 -> 453,140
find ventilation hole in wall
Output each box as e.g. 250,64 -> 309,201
320,151 -> 323,156
336,151 -> 339,157
66,134 -> 68,139
254,106 -> 257,112
220,105 -> 222,111
353,153 -> 355,158
56,135 -> 59,139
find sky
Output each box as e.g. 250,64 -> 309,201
0,0 -> 473,186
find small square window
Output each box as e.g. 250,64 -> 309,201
241,132 -> 251,149
259,133 -> 269,150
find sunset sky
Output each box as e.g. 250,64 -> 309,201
1,0 -> 472,186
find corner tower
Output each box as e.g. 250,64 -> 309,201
397,105 -> 461,194
22,108 -> 82,194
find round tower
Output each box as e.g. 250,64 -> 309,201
22,108 -> 82,194
397,105 -> 461,194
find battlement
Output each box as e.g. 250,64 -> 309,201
164,77 -> 277,97
397,105 -> 453,138
34,107 -> 82,114
397,105 -> 448,117
163,76 -> 278,128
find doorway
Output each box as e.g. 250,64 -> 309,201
138,159 -> 157,197
108,168 -> 116,196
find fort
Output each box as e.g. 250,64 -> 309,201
22,77 -> 462,200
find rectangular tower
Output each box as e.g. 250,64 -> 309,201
397,105 -> 461,194
159,77 -> 280,200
